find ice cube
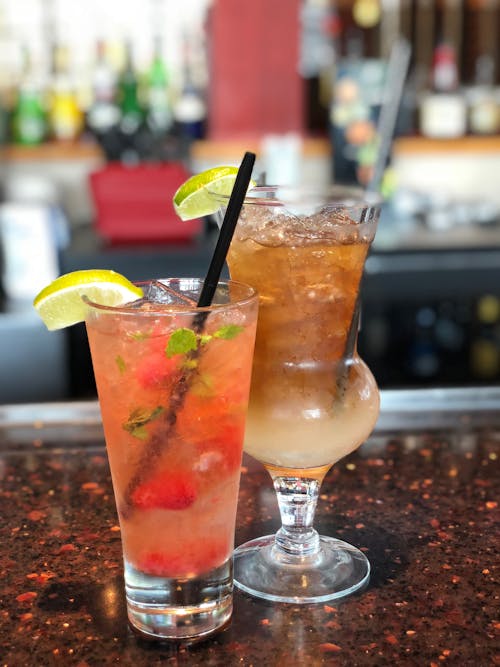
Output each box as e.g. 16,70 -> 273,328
121,280 -> 199,310
143,280 -> 198,306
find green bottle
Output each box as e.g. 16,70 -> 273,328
11,47 -> 47,145
118,41 -> 144,135
145,36 -> 173,135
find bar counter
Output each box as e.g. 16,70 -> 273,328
1,388 -> 498,666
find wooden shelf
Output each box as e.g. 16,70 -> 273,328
2,140 -> 103,162
191,137 -> 331,160
394,135 -> 500,155
3,135 -> 500,164
1,137 -> 332,164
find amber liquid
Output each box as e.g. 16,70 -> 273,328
227,217 -> 379,470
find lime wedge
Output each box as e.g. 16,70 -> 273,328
173,166 -> 254,221
33,269 -> 144,331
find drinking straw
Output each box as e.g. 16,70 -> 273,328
197,151 -> 256,308
122,152 -> 256,514
367,38 -> 411,194
338,40 -> 411,398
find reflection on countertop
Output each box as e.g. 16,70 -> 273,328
0,388 -> 498,665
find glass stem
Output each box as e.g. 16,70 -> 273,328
272,476 -> 321,558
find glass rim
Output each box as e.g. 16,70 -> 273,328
83,277 -> 258,316
209,184 -> 383,210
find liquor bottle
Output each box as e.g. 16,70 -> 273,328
48,43 -> 84,142
0,91 -> 7,147
470,295 -> 500,381
467,55 -> 499,136
173,61 -> 206,143
118,41 -> 144,135
86,40 -> 121,159
407,306 -> 440,381
145,36 -> 173,137
419,41 -> 467,139
465,0 -> 498,135
87,41 -> 119,135
434,300 -> 468,384
117,40 -> 147,162
175,83 -> 206,142
11,46 -> 47,146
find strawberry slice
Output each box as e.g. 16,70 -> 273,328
136,353 -> 178,388
176,395 -> 245,472
131,471 -> 197,510
136,333 -> 180,389
137,537 -> 228,577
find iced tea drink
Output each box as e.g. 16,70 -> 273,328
226,187 -> 380,471
85,278 -> 258,639
219,186 -> 382,603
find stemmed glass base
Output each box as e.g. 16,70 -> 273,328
233,532 -> 370,603
233,466 -> 370,604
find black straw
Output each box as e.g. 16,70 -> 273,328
122,152 -> 256,515
367,38 -> 411,194
197,151 -> 256,308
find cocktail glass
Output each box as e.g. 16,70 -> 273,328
84,278 -> 258,639
216,185 -> 381,603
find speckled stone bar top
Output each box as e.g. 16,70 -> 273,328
0,388 -> 498,666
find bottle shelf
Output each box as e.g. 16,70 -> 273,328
394,135 -> 500,155
190,137 -> 331,161
3,135 -> 500,164
2,140 -> 103,162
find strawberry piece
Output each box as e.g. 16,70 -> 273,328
137,537 -> 228,577
131,472 -> 197,510
208,421 -> 245,472
136,334 -> 179,389
136,354 -> 178,388
176,395 -> 245,472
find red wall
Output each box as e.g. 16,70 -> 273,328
207,0 -> 305,139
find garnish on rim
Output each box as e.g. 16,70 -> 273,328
173,165 -> 256,221
33,269 -> 143,331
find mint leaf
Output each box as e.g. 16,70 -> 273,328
199,333 -> 212,346
129,425 -> 148,441
115,355 -> 126,374
191,373 -> 215,397
123,406 -> 164,440
214,324 -> 244,340
166,328 -> 198,358
128,331 -> 151,341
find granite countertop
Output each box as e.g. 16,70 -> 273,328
0,389 -> 498,666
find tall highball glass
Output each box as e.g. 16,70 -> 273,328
85,279 -> 258,638
217,185 -> 382,603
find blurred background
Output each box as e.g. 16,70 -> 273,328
0,0 -> 499,403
